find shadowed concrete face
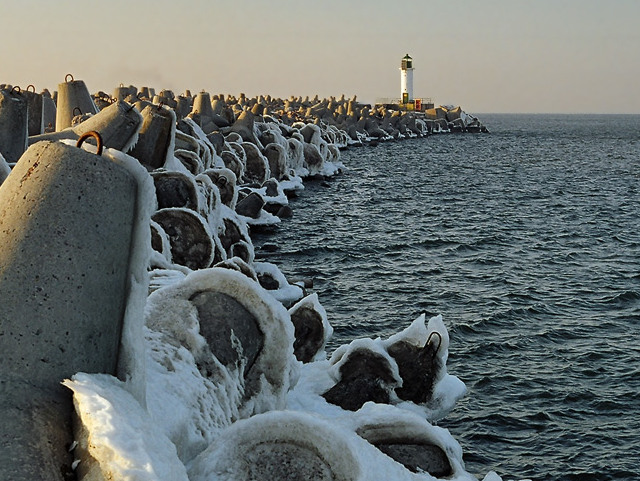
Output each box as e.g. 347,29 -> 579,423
262,178 -> 279,198
241,142 -> 269,185
129,104 -> 176,170
229,241 -> 253,265
213,256 -> 258,282
230,110 -> 262,147
355,415 -> 453,478
190,291 -> 264,377
70,101 -> 142,152
150,219 -> 171,259
206,131 -> 225,155
175,95 -> 193,120
263,143 -> 287,180
22,89 -> 44,136
375,443 -> 451,476
387,335 -> 441,404
220,150 -> 244,180
235,191 -> 264,219
290,305 -> 325,363
42,92 -> 56,132
220,217 -> 243,253
201,168 -> 236,208
151,171 -> 199,210
0,155 -> 10,185
322,349 -> 397,411
303,142 -> 324,172
152,208 -> 214,270
0,88 -> 28,162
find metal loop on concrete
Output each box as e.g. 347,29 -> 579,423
72,107 -> 82,117
65,73 -> 74,83
426,331 -> 442,358
76,131 -> 104,156
10,85 -> 21,94
26,84 -> 36,93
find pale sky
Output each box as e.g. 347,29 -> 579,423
2,0 -> 639,114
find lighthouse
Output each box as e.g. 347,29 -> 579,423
400,54 -> 414,104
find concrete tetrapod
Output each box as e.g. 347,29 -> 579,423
22,86 -> 44,136
151,171 -> 200,211
152,207 -> 216,270
0,87 -> 28,162
29,100 -> 143,153
55,75 -> 99,131
128,104 -> 177,171
42,90 -> 57,132
322,345 -> 400,411
188,411 -> 363,481
351,405 -> 465,478
200,168 -> 238,209
0,134 -> 141,480
241,141 -> 270,185
145,268 -> 298,418
288,293 -> 332,363
0,152 -> 11,184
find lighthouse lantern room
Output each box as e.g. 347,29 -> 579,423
400,54 -> 414,104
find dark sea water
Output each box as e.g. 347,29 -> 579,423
253,114 -> 640,481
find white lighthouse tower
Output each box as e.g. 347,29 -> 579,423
400,54 -> 414,104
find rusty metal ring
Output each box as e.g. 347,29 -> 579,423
426,331 -> 442,358
65,73 -> 74,83
76,131 -> 104,156
26,84 -> 36,93
11,85 -> 21,94
72,107 -> 82,116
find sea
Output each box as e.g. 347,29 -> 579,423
253,114 -> 640,481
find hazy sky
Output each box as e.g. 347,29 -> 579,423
3,0 -> 639,113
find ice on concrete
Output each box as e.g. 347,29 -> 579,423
63,373 -> 189,481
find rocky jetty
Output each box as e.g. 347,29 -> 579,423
0,77 -> 496,481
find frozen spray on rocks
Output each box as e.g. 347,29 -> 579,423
0,77 -> 503,481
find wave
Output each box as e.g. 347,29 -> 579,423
597,290 -> 640,305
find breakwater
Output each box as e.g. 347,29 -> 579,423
0,77 -> 496,481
